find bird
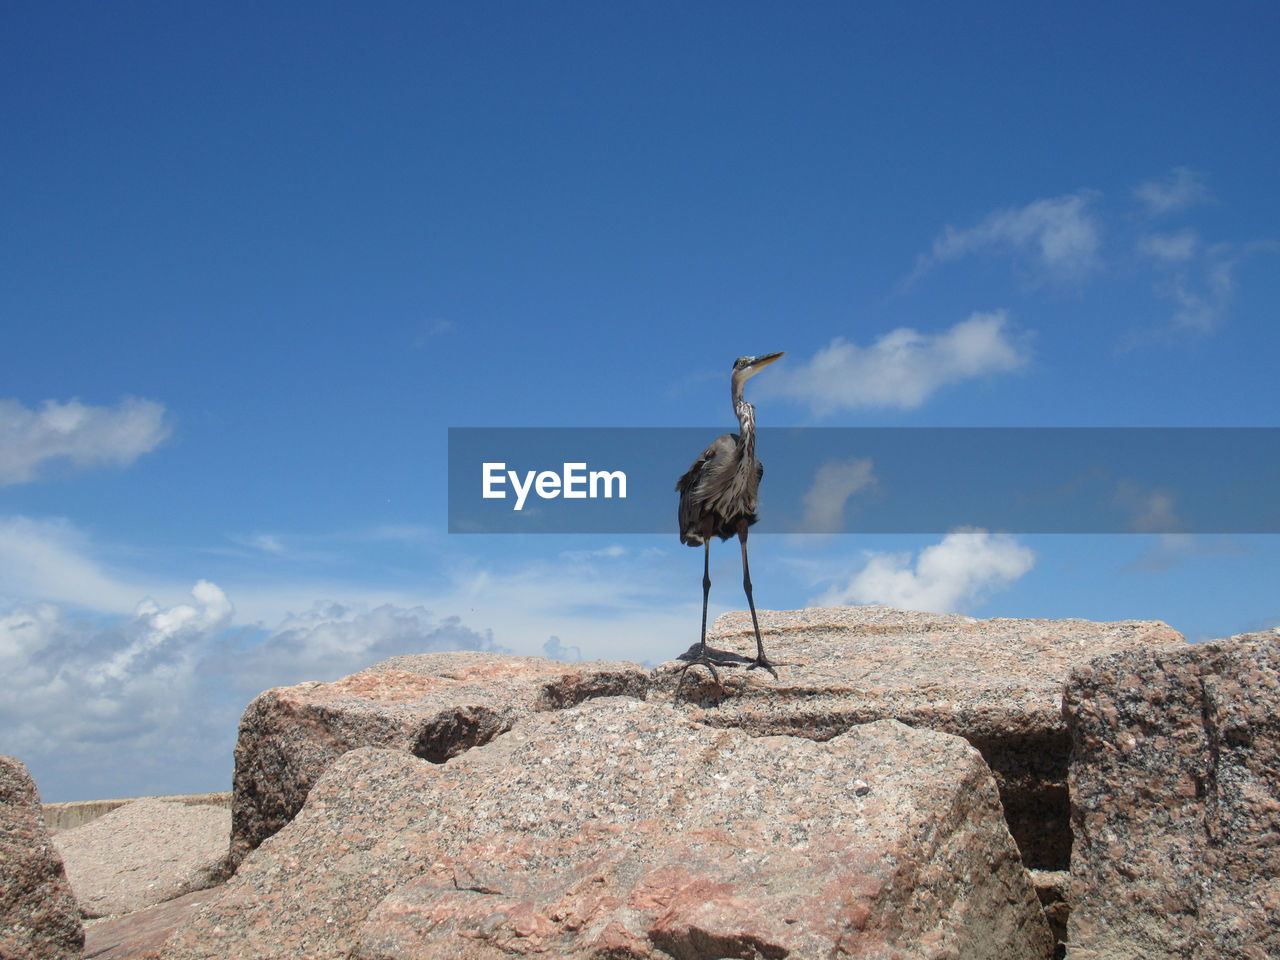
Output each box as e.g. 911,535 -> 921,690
675,351 -> 784,685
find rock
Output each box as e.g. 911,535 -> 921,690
163,697 -> 1053,960
654,605 -> 1184,870
1064,628 -> 1280,960
228,651 -> 650,868
0,754 -> 84,960
84,889 -> 220,960
54,799 -> 230,918
1028,870 -> 1069,958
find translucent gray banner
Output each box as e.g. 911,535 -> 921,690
448,428 -> 1280,534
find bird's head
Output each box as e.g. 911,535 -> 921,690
731,352 -> 784,388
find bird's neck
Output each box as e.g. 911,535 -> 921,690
734,395 -> 757,461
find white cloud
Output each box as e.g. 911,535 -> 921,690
1138,229 -> 1199,262
0,577 -> 507,800
0,582 -> 237,799
915,191 -> 1100,279
764,312 -> 1028,414
0,397 -> 169,486
802,458 -> 877,532
1133,167 -> 1209,216
816,530 -> 1035,614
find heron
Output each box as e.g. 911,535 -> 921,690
675,351 -> 784,685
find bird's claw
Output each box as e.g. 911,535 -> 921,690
673,656 -> 723,703
746,657 -> 778,678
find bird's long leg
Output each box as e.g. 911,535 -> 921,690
739,521 -> 777,677
676,521 -> 722,696
698,535 -> 712,655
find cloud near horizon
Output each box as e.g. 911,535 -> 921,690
0,579 -> 501,802
763,312 -> 1029,415
816,530 -> 1035,614
0,396 -> 169,486
0,513 -> 704,800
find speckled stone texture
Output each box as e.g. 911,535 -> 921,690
1064,628 -> 1280,960
0,754 -> 84,960
54,799 -> 230,918
163,697 -> 1053,960
228,651 -> 650,868
83,889 -> 219,960
654,605 -> 1184,870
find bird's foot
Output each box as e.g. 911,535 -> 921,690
673,655 -> 724,703
746,656 -> 778,679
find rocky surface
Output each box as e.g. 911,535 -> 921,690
655,605 -> 1185,869
54,799 -> 230,918
84,889 -> 220,960
228,651 -> 650,868
0,754 -> 85,960
163,697 -> 1053,960
1064,628 -> 1280,960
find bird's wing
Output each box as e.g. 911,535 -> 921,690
677,434 -> 740,542
676,433 -> 738,493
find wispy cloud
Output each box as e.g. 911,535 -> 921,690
1137,229 -> 1199,263
764,312 -> 1029,414
1131,240 -> 1279,341
801,458 -> 877,532
1114,482 -> 1182,533
0,397 -> 169,486
1129,534 -> 1248,572
0,516 -> 164,614
815,529 -> 1035,614
1133,166 -> 1209,217
912,191 -> 1100,281
412,318 -> 456,348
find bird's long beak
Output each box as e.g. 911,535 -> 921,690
749,351 -> 784,369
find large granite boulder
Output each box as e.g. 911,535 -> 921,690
656,605 -> 1184,870
1064,628 -> 1280,960
54,799 -> 230,918
229,651 -> 650,867
0,754 -> 84,960
163,697 -> 1054,960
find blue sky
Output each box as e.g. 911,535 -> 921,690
2,2 -> 1278,800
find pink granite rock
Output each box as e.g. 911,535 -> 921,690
228,651 -> 650,868
54,799 -> 230,918
655,605 -> 1185,871
0,754 -> 84,960
1064,628 -> 1280,960
163,697 -> 1053,960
